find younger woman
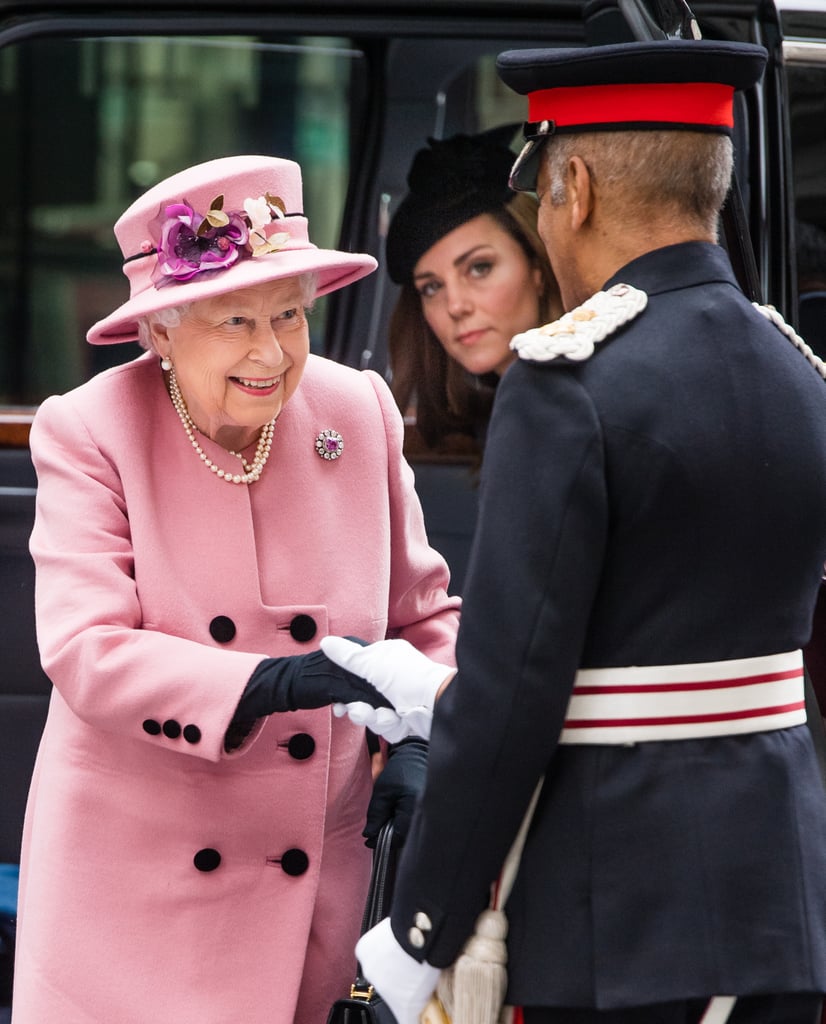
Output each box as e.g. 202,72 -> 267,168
386,127 -> 562,453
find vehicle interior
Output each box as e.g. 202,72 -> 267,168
0,0 -> 825,1011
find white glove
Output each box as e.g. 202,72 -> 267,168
356,917 -> 441,1024
321,636 -> 453,740
332,701 -> 412,744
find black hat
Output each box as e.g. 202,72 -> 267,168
496,39 -> 768,191
385,125 -> 518,284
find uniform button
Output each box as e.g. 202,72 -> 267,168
280,849 -> 309,876
414,911 -> 432,932
162,719 -> 181,739
183,724 -> 202,744
287,733 -> 315,760
209,615 -> 236,643
142,719 -> 161,735
408,927 -> 426,949
193,848 -> 221,872
289,614 -> 317,643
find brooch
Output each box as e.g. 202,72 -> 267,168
315,429 -> 344,460
511,283 -> 648,363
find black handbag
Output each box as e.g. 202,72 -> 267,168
326,821 -> 398,1024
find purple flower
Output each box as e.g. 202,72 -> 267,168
152,201 -> 249,283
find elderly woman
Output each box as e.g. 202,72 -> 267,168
14,155 -> 460,1024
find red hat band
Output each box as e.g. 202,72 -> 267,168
527,81 -> 734,130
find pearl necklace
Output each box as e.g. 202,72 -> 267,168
166,367 -> 275,484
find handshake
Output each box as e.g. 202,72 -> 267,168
236,636 -> 454,742
323,636 -> 453,742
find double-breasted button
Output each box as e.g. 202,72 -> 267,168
287,733 -> 315,760
162,719 -> 181,739
142,719 -> 161,735
183,724 -> 202,745
209,615 -> 236,643
289,614 -> 317,643
193,848 -> 221,872
279,849 -> 309,876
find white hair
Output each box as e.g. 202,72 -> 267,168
136,271 -> 319,352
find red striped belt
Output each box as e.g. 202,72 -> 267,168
558,650 -> 806,744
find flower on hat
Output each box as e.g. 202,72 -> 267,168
150,192 -> 291,285
244,193 -> 290,258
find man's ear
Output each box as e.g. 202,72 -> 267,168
567,155 -> 594,232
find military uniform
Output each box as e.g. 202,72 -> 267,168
391,240 -> 826,1011
342,38 -> 826,1024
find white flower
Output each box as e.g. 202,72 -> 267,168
243,196 -> 272,231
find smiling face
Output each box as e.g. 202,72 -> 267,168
151,277 -> 310,452
413,213 -> 544,377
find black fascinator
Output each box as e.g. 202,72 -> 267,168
385,124 -> 519,284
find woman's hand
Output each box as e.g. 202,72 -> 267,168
233,649 -> 392,721
321,636 -> 453,740
364,737 -> 428,848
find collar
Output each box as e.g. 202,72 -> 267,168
603,241 -> 740,297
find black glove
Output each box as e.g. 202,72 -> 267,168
364,737 -> 428,848
225,650 -> 392,751
238,649 -> 392,718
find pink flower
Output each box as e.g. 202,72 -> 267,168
152,201 -> 248,283
147,193 -> 288,285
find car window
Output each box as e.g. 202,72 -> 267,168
1,5 -> 817,413
0,33 -> 364,404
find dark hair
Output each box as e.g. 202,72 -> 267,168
388,191 -> 561,454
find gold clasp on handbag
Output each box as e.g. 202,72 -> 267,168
349,984 -> 375,1001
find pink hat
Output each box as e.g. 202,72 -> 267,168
87,154 -> 377,345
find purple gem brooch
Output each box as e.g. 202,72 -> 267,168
315,429 -> 344,460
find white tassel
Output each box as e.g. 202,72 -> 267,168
436,908 -> 508,1024
420,782 -> 544,1024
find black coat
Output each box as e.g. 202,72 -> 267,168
391,241 -> 826,1009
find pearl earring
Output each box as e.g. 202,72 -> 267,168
160,357 -> 173,371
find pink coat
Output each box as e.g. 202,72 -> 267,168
15,351 -> 460,1024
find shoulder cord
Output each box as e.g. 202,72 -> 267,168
752,302 -> 826,381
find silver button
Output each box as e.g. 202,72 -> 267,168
408,927 -> 425,949
414,911 -> 432,932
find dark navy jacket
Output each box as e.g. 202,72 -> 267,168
391,241 -> 826,1009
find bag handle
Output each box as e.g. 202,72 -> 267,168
361,820 -> 396,933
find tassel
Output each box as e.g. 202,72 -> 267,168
420,782 -> 544,1024
438,908 -> 508,1024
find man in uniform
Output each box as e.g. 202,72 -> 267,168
323,38 -> 826,1024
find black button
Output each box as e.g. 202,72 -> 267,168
193,848 -> 221,872
162,719 -> 181,739
287,733 -> 315,760
209,615 -> 236,643
280,849 -> 309,876
183,724 -> 202,744
142,719 -> 161,736
289,614 -> 317,643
